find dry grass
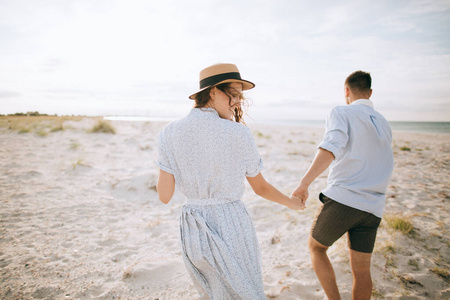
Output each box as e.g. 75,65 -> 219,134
431,266 -> 449,281
384,214 -> 414,235
408,259 -> 420,271
372,289 -> 384,299
18,128 -> 31,134
72,158 -> 88,169
0,116 -> 81,134
70,142 -> 81,150
379,242 -> 397,268
90,120 -> 116,134
37,129 -> 48,137
50,121 -> 64,132
255,131 -> 271,139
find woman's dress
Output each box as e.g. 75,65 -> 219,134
157,108 -> 266,299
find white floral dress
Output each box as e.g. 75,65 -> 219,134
157,108 -> 266,299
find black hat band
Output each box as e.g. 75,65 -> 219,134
199,72 -> 242,89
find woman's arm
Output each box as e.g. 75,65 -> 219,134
157,169 -> 175,204
247,173 -> 304,210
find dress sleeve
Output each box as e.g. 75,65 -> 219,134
243,128 -> 264,177
317,107 -> 349,160
156,128 -> 174,174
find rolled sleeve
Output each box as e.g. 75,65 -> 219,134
156,130 -> 174,174
246,159 -> 264,177
318,107 -> 349,160
244,129 -> 264,177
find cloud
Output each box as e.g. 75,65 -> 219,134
0,91 -> 22,98
0,0 -> 449,120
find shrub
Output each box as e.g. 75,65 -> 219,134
37,129 -> 48,137
18,128 -> 31,134
90,120 -> 116,134
384,214 -> 414,235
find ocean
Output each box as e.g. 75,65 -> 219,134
104,116 -> 450,135
388,121 -> 450,135
260,119 -> 450,135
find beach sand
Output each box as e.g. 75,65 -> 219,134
0,116 -> 448,299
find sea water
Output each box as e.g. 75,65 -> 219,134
104,116 -> 450,135
261,119 -> 450,134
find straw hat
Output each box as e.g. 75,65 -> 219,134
189,63 -> 255,100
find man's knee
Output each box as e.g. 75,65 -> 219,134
308,235 -> 328,254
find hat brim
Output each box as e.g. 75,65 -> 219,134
189,79 -> 255,100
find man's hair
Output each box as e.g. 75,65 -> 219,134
345,71 -> 371,94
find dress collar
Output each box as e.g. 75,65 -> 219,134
351,99 -> 373,108
191,107 -> 220,118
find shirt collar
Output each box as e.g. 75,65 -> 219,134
351,99 -> 373,108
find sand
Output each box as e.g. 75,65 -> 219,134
0,116 -> 448,299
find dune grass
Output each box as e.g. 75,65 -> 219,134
0,115 -> 82,134
384,214 -> 414,235
50,121 -> 64,132
90,120 -> 116,134
255,131 -> 271,139
379,242 -> 397,268
37,129 -> 48,137
408,259 -> 420,271
18,128 -> 31,134
431,266 -> 449,281
72,158 -> 87,169
70,142 -> 81,150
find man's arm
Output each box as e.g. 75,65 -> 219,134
157,169 -> 175,204
292,148 -> 335,205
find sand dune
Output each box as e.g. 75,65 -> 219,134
0,117 -> 448,299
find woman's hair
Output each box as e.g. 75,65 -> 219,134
194,83 -> 248,124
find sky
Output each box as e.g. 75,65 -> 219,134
1,0 -> 449,122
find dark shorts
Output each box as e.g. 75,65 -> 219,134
311,193 -> 382,253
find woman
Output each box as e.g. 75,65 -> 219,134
157,63 -> 303,299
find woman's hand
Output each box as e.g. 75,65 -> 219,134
247,173 -> 305,210
287,195 -> 306,210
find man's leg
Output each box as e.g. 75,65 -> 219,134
308,236 -> 341,300
349,249 -> 372,300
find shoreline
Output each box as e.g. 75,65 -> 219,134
2,115 -> 450,135
106,117 -> 450,135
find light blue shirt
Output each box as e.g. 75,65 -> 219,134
318,99 -> 394,218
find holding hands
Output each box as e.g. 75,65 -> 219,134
291,181 -> 309,208
289,148 -> 335,210
288,194 -> 306,210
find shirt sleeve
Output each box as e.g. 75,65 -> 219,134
243,128 -> 264,177
156,128 -> 174,174
317,107 -> 349,160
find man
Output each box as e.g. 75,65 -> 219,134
292,71 -> 394,300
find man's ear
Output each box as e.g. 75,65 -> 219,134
368,89 -> 373,98
344,86 -> 350,97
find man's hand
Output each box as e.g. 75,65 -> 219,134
288,195 -> 306,210
292,182 -> 309,207
290,148 -> 334,208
